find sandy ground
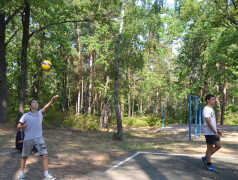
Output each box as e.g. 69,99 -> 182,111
1,123 -> 238,180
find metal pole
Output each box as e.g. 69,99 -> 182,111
199,103 -> 202,137
195,96 -> 197,138
189,94 -> 191,140
162,102 -> 168,128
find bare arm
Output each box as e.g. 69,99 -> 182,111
17,123 -> 27,131
42,94 -> 59,114
205,117 -> 220,139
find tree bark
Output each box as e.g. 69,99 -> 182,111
77,87 -> 80,114
140,98 -> 143,115
121,94 -> 124,120
128,65 -> 131,117
169,43 -> 173,117
62,55 -> 68,112
18,1 -> 30,121
100,75 -> 109,127
221,79 -> 226,125
0,4 -> 24,123
112,0 -> 127,140
215,64 -> 221,124
132,100 -> 134,117
88,20 -> 94,115
76,23 -> 81,114
155,86 -> 159,115
81,76 -> 84,113
215,81 -> 221,124
0,13 -> 8,123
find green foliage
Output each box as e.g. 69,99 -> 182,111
122,117 -> 149,127
121,116 -> 162,127
3,0 -> 238,127
43,111 -> 63,127
62,113 -> 100,131
146,115 -> 161,127
224,112 -> 238,125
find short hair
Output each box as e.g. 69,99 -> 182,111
205,94 -> 215,103
29,100 -> 36,111
29,100 -> 35,106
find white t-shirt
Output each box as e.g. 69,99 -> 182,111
19,109 -> 44,141
202,106 -> 217,135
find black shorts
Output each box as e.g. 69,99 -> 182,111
205,135 -> 220,144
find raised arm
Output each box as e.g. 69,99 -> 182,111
42,95 -> 59,114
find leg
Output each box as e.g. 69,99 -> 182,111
205,143 -> 213,163
20,157 -> 28,171
42,154 -> 48,171
211,141 -> 221,155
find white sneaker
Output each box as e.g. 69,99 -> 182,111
18,172 -> 26,179
44,173 -> 56,180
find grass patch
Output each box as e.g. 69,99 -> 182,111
122,115 -> 162,127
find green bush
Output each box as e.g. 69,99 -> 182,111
62,113 -> 100,131
224,112 -> 238,125
122,117 -> 148,127
146,115 -> 162,127
43,111 -> 63,127
121,116 -> 162,127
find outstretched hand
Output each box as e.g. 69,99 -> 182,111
42,95 -> 59,114
52,94 -> 59,101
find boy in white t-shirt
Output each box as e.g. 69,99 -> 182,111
17,95 -> 59,180
202,94 -> 222,171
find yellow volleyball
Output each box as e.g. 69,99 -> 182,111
41,60 -> 52,71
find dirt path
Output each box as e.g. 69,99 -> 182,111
1,123 -> 238,180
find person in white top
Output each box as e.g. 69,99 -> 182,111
17,95 -> 59,180
201,94 -> 222,171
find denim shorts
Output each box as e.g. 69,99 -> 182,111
205,135 -> 220,144
22,136 -> 48,157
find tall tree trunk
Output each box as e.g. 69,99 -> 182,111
128,65 -> 131,117
93,90 -> 98,115
81,76 -> 84,113
132,100 -> 134,117
169,43 -> 173,117
215,63 -> 221,124
155,86 -> 159,115
0,4 -> 23,123
88,20 -> 94,115
76,23 -> 81,114
221,79 -> 226,125
215,81 -> 221,124
62,54 -> 68,112
18,1 -> 30,121
159,94 -> 162,115
112,0 -> 127,140
140,98 -> 143,115
77,86 -> 80,114
100,75 -> 109,127
0,13 -> 8,123
121,94 -> 124,120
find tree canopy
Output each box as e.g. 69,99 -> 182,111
1,0 -> 238,135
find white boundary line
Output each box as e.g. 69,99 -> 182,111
106,151 -> 238,172
106,152 -> 140,172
